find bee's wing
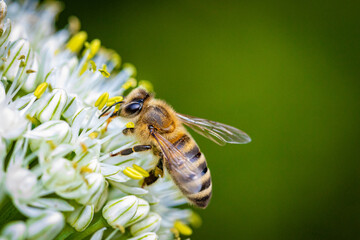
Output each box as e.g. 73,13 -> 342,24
151,130 -> 202,193
177,113 -> 251,146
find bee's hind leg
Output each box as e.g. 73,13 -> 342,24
143,156 -> 164,187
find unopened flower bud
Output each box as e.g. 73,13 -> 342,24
67,205 -> 94,232
0,106 -> 27,139
41,158 -> 87,199
4,39 -> 30,80
125,198 -> 150,227
25,120 -> 71,150
127,232 -> 159,240
26,211 -> 64,240
76,173 -> 106,205
5,166 -> 38,202
0,221 -> 26,240
130,212 -> 161,236
102,195 -> 139,230
37,89 -> 68,122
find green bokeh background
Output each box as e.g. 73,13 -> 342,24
59,0 -> 360,239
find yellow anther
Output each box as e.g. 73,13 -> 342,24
115,225 -> 125,233
80,166 -> 93,173
122,78 -> 137,90
138,80 -> 154,92
123,167 -> 144,180
18,55 -> 25,60
94,92 -> 109,110
79,61 -> 89,76
34,82 -> 48,99
174,221 -> 192,236
111,52 -> 121,69
19,61 -> 25,67
26,69 -> 36,74
106,96 -> 123,106
73,162 -> 78,169
132,164 -> 150,177
114,104 -> 121,112
66,31 -> 87,53
68,16 -> 81,34
189,212 -> 202,228
170,228 -> 180,239
25,114 -> 40,126
125,122 -> 135,129
80,142 -> 88,153
46,140 -> 57,150
98,64 -> 110,78
87,39 -> 101,59
1,57 -> 6,62
89,60 -> 97,71
89,131 -> 99,139
123,63 -> 137,77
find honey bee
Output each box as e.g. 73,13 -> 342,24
101,88 -> 251,208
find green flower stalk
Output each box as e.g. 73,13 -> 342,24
0,0 -> 200,239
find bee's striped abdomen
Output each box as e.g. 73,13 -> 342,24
171,133 -> 212,208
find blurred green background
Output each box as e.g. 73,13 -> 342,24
59,0 -> 360,239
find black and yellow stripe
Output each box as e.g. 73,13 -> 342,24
170,133 -> 212,208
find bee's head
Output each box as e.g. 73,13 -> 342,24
119,88 -> 151,118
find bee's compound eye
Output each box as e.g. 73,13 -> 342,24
125,102 -> 142,114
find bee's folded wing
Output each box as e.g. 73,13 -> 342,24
151,130 -> 202,193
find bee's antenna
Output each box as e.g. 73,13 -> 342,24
99,101 -> 123,118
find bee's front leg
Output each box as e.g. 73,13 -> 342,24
110,144 -> 152,157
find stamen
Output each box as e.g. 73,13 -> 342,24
80,166 -> 93,173
98,64 -> 110,78
174,220 -> 192,236
123,63 -> 137,77
125,122 -> 135,129
138,80 -> 154,92
189,212 -> 202,228
89,60 -> 97,71
80,142 -> 88,153
170,228 -> 180,239
25,114 -> 40,126
106,96 -> 123,106
18,55 -> 25,60
132,164 -> 150,177
34,82 -> 48,99
122,78 -> 137,90
26,69 -> 36,74
114,104 -> 121,112
68,16 -> 81,34
115,225 -> 125,234
79,61 -> 88,76
123,167 -> 144,180
111,52 -> 121,69
66,31 -> 88,53
94,92 -> 109,110
89,131 -> 99,139
87,39 -> 101,59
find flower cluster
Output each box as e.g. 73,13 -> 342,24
0,1 -> 201,239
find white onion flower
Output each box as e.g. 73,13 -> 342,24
0,0 -> 201,239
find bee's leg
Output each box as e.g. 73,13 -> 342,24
110,145 -> 152,157
122,127 -> 135,136
143,157 -> 164,187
